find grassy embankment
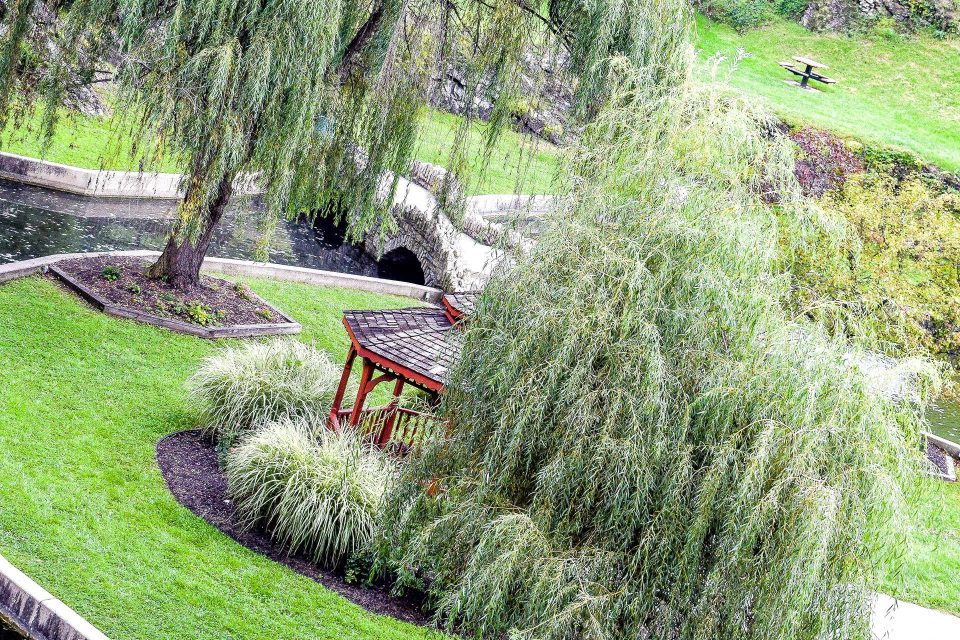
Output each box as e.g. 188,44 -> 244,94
0,107 -> 560,196
696,15 -> 960,172
0,276 -> 441,640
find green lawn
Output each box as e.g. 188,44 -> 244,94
0,275 -> 438,640
695,15 -> 960,172
0,106 -> 561,196
882,479 -> 960,615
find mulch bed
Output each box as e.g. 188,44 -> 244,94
156,430 -> 430,626
55,256 -> 282,327
926,440 -> 954,478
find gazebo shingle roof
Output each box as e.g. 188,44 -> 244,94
343,307 -> 462,388
442,291 -> 479,322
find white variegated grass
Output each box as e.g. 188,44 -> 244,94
225,418 -> 393,568
188,339 -> 344,448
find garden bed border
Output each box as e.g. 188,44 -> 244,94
48,263 -> 303,339
927,432 -> 959,482
0,552 -> 109,640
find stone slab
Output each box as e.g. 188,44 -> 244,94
873,594 -> 960,640
0,553 -> 109,640
0,152 -> 261,200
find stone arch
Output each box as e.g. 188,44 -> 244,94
364,195 -> 463,289
376,246 -> 427,285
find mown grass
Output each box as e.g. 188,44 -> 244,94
695,15 -> 960,172
0,106 -> 561,195
0,275 -> 437,640
882,479 -> 960,615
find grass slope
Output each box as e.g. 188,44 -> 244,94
882,480 -> 960,615
695,15 -> 960,171
0,276 -> 437,640
0,107 -> 560,196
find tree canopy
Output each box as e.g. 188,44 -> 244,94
0,0 -> 690,283
378,57 -> 939,640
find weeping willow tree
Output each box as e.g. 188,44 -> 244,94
378,55 -> 939,640
0,0 -> 689,286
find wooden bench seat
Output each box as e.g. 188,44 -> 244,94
810,73 -> 836,84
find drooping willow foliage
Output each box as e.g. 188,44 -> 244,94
0,0 -> 691,283
378,59 -> 940,640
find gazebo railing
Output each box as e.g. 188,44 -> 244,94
332,403 -> 441,453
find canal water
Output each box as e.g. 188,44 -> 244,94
0,622 -> 22,639
0,178 -> 389,279
927,398 -> 960,444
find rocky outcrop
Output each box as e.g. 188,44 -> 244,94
428,50 -> 573,145
800,0 -> 959,31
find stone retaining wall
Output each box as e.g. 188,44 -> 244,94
0,152 -> 261,200
0,553 -> 109,640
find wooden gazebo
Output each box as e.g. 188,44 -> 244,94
328,292 -> 478,447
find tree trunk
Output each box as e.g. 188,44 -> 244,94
147,174 -> 234,288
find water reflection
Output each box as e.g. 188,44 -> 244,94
0,179 -> 381,277
927,399 -> 960,444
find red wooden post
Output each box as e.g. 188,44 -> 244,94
328,345 -> 357,430
350,358 -> 376,427
377,378 -> 405,446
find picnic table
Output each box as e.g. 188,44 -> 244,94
779,56 -> 836,90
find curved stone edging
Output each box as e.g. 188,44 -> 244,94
0,552 -> 109,640
927,432 -> 959,482
0,251 -> 443,302
0,152 -> 262,200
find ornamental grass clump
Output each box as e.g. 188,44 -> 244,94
225,418 -> 392,568
188,339 -> 343,449
378,58 -> 939,640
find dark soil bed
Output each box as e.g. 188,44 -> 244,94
156,430 -> 430,626
927,440 -> 954,478
55,256 -> 283,327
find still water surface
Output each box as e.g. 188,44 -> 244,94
0,179 -> 383,277
927,398 -> 960,444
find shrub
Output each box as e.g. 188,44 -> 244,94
790,173 -> 960,365
101,265 -> 122,281
775,0 -> 808,18
188,339 -> 344,448
700,0 -> 772,29
226,419 -> 392,567
184,301 -> 214,326
791,127 -> 864,197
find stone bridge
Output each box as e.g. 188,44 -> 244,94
364,163 -> 554,290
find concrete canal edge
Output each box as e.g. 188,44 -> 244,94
0,151 -> 262,200
0,553 -> 109,640
0,251 -> 443,303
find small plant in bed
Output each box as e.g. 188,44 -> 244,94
188,338 -> 345,450
184,301 -> 215,326
101,265 -> 122,281
225,419 -> 393,568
